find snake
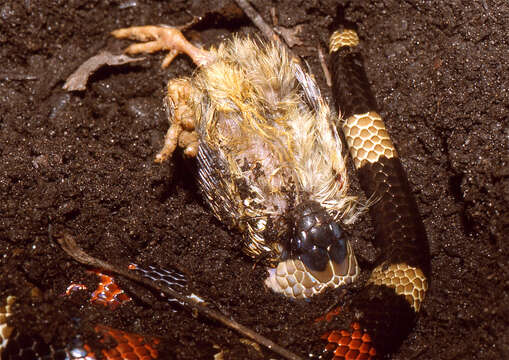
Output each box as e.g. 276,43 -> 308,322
0,20 -> 429,360
314,27 -> 430,358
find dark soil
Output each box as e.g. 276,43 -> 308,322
1,0 -> 507,359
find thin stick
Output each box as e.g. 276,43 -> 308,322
234,0 -> 304,67
56,233 -> 303,360
234,0 -> 280,42
318,46 -> 332,87
233,0 -> 290,50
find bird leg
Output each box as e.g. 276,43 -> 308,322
111,25 -> 214,68
155,78 -> 199,162
112,26 -> 206,161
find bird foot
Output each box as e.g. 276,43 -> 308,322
111,25 -> 213,68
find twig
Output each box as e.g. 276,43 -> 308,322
233,0 -> 292,51
270,7 -> 278,26
234,0 -> 304,68
318,46 -> 332,87
234,0 -> 280,42
63,51 -> 144,91
56,233 -> 303,360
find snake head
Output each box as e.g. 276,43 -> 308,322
265,201 -> 359,298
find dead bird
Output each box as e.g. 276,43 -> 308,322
112,25 -> 361,298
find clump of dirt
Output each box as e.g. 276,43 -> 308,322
0,0 -> 507,359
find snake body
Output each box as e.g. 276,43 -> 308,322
323,28 -> 430,355
0,23 -> 430,359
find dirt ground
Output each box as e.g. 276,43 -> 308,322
0,0 -> 507,359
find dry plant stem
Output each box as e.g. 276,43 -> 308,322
63,51 -> 144,91
318,46 -> 332,87
56,233 -> 303,360
234,0 -> 287,51
233,0 -> 279,42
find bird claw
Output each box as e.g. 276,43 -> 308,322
111,25 -> 213,68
